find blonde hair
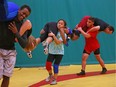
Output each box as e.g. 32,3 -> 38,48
24,35 -> 37,52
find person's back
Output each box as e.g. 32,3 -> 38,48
94,18 -> 109,31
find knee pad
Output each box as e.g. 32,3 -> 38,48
46,61 -> 52,71
53,64 -> 59,73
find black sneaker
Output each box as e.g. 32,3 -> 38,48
101,68 -> 107,74
77,69 -> 85,75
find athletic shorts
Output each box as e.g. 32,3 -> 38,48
0,49 -> 17,78
83,48 -> 100,55
40,22 -> 58,42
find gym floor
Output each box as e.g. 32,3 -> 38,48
0,64 -> 116,87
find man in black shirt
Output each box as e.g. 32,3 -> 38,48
0,1 -> 32,87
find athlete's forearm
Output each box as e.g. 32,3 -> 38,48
79,29 -> 91,38
59,29 -> 67,44
15,33 -> 28,48
87,26 -> 100,33
52,34 -> 62,44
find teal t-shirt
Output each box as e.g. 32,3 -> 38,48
49,32 -> 66,55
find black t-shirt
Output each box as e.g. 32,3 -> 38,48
0,20 -> 18,50
40,22 -> 58,42
0,19 -> 32,50
94,18 -> 109,31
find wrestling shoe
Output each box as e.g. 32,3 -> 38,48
101,68 -> 107,74
45,75 -> 52,82
77,69 -> 85,75
50,79 -> 57,85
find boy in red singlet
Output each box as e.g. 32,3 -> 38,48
77,17 -> 107,75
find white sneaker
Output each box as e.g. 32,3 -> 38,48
44,47 -> 48,55
45,75 -> 52,82
42,41 -> 46,46
50,80 -> 57,85
27,51 -> 32,58
42,41 -> 48,55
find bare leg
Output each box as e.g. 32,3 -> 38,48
1,75 -> 10,87
36,38 -> 41,45
45,37 -> 53,44
81,53 -> 89,70
95,54 -> 107,74
50,73 -> 57,85
95,54 -> 105,68
53,73 -> 58,80
48,70 -> 52,75
45,70 -> 53,82
19,20 -> 32,36
77,53 -> 89,75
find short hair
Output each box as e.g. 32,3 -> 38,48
88,17 -> 95,22
57,19 -> 67,27
107,26 -> 114,33
72,29 -> 80,37
20,5 -> 31,13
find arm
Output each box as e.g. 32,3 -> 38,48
78,27 -> 91,38
19,20 -> 32,36
8,21 -> 28,48
87,26 -> 100,33
15,19 -> 32,42
48,32 -> 62,45
64,28 -> 70,34
59,28 -> 67,44
15,32 -> 28,48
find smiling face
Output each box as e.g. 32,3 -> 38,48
17,8 -> 30,21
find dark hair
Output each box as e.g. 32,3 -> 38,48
88,17 -> 95,22
20,5 -> 31,13
57,19 -> 67,27
107,26 -> 114,33
72,29 -> 80,37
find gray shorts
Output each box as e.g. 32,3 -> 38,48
0,49 -> 17,78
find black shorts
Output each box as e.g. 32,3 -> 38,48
47,54 -> 63,65
40,22 -> 58,42
83,48 -> 100,55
